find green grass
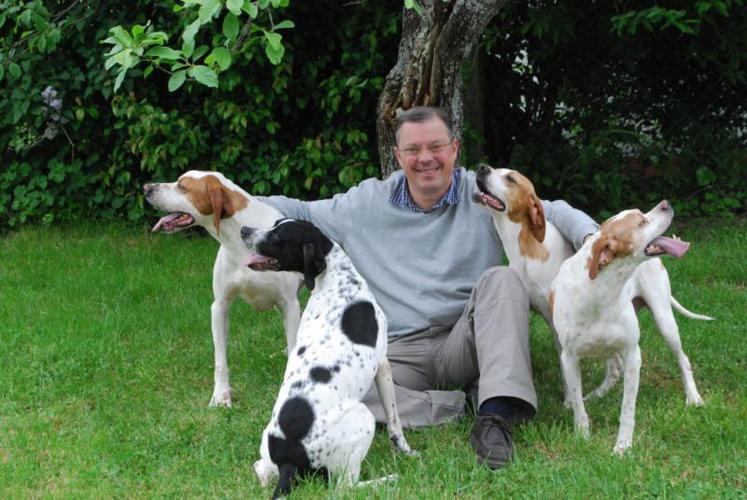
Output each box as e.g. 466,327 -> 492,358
1,219 -> 745,498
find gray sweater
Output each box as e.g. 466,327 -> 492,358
261,168 -> 598,337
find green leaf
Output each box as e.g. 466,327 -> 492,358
9,62 -> 21,79
274,20 -> 295,30
206,47 -> 232,71
193,45 -> 209,61
182,19 -> 201,46
145,46 -> 182,60
168,70 -> 187,92
182,38 -> 195,58
404,0 -> 423,16
243,0 -> 259,18
264,41 -> 284,65
189,65 -> 219,87
223,12 -> 240,41
198,0 -> 222,24
264,31 -> 282,50
226,0 -> 243,16
0,65 -> 4,82
109,26 -> 133,47
113,69 -> 127,92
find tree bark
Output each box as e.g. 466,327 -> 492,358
376,0 -> 509,177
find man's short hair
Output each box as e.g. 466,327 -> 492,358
394,106 -> 455,144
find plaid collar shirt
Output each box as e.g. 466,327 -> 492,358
388,169 -> 462,213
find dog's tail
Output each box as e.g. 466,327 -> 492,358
671,296 -> 714,321
272,463 -> 297,499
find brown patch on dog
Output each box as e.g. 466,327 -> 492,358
587,212 -> 643,279
181,175 -> 248,235
548,289 -> 555,315
505,170 -> 549,262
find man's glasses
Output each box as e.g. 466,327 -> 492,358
398,139 -> 454,158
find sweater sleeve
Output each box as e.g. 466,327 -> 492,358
257,187 -> 360,245
541,199 -> 599,250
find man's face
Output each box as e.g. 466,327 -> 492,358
394,116 -> 459,207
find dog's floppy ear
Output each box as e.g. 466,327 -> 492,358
208,185 -> 234,237
302,242 -> 326,290
528,194 -> 546,243
588,236 -> 614,280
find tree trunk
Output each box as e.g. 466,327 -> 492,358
376,0 -> 509,177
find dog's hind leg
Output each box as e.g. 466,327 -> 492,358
375,358 -> 417,455
648,296 -> 704,406
325,402 -> 376,487
584,354 -> 623,401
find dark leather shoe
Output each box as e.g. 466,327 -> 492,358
469,414 -> 514,469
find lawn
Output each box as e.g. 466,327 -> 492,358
1,218 -> 745,498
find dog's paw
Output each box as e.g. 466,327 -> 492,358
686,393 -> 704,407
209,389 -> 232,407
613,440 -> 631,456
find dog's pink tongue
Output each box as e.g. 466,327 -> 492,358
151,213 -> 181,232
651,236 -> 690,258
243,254 -> 273,268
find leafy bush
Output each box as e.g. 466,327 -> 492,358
1,1 -> 745,231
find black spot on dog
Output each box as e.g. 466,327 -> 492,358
310,366 -> 332,383
268,397 -> 316,497
340,301 -> 378,348
297,346 -> 306,356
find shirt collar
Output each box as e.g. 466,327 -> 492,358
389,169 -> 462,213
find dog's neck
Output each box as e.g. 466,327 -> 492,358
492,214 -> 552,264
209,200 -> 283,261
575,240 -> 647,310
312,244 -> 366,295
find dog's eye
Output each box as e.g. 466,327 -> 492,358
177,182 -> 187,192
505,174 -> 517,184
639,218 -> 647,227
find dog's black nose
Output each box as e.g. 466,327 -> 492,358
477,164 -> 492,177
241,226 -> 255,239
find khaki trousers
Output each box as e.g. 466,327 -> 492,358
362,266 -> 536,428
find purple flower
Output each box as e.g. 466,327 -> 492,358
50,98 -> 62,111
41,86 -> 57,102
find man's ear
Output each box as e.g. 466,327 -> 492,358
302,242 -> 326,290
208,185 -> 233,237
528,194 -> 546,243
588,236 -> 614,280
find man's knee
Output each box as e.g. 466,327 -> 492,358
474,266 -> 529,307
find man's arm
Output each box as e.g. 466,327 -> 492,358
541,200 -> 599,250
257,187 -> 358,244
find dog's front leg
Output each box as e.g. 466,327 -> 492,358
210,299 -> 233,407
560,349 -> 590,438
375,358 -> 417,456
614,344 -> 641,455
277,293 -> 301,352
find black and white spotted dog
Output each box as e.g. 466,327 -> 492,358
241,219 -> 415,498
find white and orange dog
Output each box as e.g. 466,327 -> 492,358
551,201 -> 690,453
144,171 -> 303,407
473,165 -> 711,407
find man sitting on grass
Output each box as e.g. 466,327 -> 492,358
260,106 -> 597,469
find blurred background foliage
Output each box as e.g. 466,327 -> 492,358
1,0 -> 745,229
